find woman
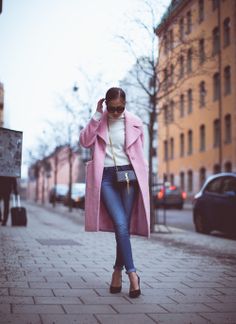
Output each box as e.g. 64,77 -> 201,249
79,87 -> 150,298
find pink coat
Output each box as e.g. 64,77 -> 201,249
79,110 -> 150,237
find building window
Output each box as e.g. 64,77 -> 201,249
187,89 -> 193,113
213,164 -> 221,174
170,174 -> 175,185
180,94 -> 184,117
187,170 -> 193,192
163,34 -> 168,54
199,81 -> 206,107
199,0 -> 204,23
199,38 -> 205,64
199,167 -> 206,189
223,18 -> 230,47
213,72 -> 220,101
180,133 -> 184,157
212,0 -> 219,11
213,118 -> 220,147
212,27 -> 220,56
180,172 -> 185,191
163,68 -> 168,91
225,114 -> 231,144
187,130 -> 193,155
163,105 -> 169,125
179,17 -> 184,40
163,173 -> 168,182
224,161 -> 232,172
169,100 -> 175,122
200,124 -> 205,151
224,66 -> 231,95
169,64 -> 174,85
170,137 -> 174,159
187,48 -> 192,73
169,29 -> 174,50
179,55 -> 184,79
186,11 -> 192,34
164,140 -> 168,161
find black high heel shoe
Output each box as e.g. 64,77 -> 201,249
110,273 -> 122,294
129,274 -> 141,298
110,285 -> 122,294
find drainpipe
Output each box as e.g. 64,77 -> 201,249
217,1 -> 223,172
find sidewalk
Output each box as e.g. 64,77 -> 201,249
0,202 -> 236,324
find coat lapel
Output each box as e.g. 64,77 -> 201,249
125,111 -> 142,149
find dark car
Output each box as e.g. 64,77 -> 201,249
64,183 -> 86,209
193,173 -> 236,235
152,183 -> 186,209
49,184 -> 68,203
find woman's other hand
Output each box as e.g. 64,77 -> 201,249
96,98 -> 105,113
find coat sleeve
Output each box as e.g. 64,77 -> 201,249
79,117 -> 101,148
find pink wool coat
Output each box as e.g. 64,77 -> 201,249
79,110 -> 150,237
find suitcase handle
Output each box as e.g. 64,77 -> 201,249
12,194 -> 21,208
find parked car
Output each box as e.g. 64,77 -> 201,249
64,183 -> 86,209
49,184 -> 68,203
193,173 -> 236,235
152,183 -> 186,209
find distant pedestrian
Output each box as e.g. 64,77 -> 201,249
0,176 -> 18,226
80,87 -> 150,298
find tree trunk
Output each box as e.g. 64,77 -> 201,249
53,154 -> 58,207
148,109 -> 156,233
68,146 -> 73,212
41,171 -> 45,205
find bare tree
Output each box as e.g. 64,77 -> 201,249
27,130 -> 52,204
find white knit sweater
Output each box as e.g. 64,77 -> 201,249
93,111 -> 130,167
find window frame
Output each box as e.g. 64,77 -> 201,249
200,124 -> 206,151
223,17 -> 230,47
199,0 -> 204,23
213,72 -> 220,101
212,26 -> 220,56
224,65 -> 231,95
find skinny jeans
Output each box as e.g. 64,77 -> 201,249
101,165 -> 138,273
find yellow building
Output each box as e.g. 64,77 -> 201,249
0,82 -> 4,127
155,0 -> 236,197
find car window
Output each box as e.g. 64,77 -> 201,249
221,177 -> 236,195
205,178 -> 222,194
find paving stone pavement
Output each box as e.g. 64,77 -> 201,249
0,201 -> 236,324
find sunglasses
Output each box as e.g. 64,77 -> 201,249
107,106 -> 125,113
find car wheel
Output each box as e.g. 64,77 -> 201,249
177,204 -> 183,210
194,212 -> 210,234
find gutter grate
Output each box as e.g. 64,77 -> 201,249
36,239 -> 82,246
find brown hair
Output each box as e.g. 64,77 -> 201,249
105,87 -> 126,103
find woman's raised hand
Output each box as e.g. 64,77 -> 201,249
96,98 -> 105,113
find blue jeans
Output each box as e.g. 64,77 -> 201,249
101,165 -> 138,273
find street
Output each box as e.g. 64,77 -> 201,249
155,204 -> 236,241
155,205 -> 195,232
0,201 -> 236,324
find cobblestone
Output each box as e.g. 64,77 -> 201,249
0,201 -> 235,324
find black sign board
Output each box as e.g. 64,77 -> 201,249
0,127 -> 23,177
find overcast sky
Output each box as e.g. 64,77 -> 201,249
0,0 -> 170,177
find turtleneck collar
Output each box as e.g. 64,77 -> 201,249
108,112 -> 125,120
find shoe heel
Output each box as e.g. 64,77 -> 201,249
129,275 -> 141,298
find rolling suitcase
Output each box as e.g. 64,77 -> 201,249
11,195 -> 27,226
